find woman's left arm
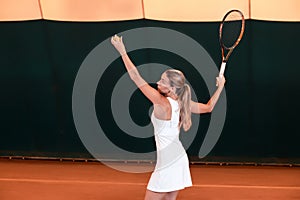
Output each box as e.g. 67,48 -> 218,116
111,35 -> 166,106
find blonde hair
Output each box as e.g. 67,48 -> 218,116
165,69 -> 192,131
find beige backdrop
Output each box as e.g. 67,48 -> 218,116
0,0 -> 299,21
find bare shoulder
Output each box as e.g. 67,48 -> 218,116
153,96 -> 172,120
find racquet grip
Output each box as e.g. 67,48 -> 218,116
219,62 -> 226,77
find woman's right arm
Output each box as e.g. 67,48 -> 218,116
190,76 -> 226,114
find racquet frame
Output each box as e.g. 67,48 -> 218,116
219,9 -> 245,77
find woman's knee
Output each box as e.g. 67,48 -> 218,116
144,190 -> 165,200
164,191 -> 179,200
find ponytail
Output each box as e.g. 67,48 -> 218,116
165,69 -> 192,132
177,84 -> 192,132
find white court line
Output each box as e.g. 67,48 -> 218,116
1,178 -> 300,190
0,178 -> 145,186
195,184 -> 300,190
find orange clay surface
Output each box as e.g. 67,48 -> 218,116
1,159 -> 300,200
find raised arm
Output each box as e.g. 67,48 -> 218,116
191,76 -> 226,114
111,35 -> 165,105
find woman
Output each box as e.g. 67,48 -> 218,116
111,35 -> 225,200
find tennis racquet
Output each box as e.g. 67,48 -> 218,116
219,9 -> 245,77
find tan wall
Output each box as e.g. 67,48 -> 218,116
0,0 -> 299,21
0,0 -> 41,21
40,0 -> 143,21
251,0 -> 300,21
144,0 -> 250,21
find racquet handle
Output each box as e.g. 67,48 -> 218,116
219,62 -> 226,77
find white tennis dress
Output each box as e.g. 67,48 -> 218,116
147,97 -> 192,192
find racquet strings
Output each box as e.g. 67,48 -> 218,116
221,11 -> 243,49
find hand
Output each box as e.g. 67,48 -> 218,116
111,34 -> 126,56
216,75 -> 226,87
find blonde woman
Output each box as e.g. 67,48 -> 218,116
111,35 -> 225,200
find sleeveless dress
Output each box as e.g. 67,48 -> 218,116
147,97 -> 192,192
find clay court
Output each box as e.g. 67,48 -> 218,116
1,159 -> 300,200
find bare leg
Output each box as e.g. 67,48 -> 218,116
164,191 -> 179,200
144,190 -> 166,200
